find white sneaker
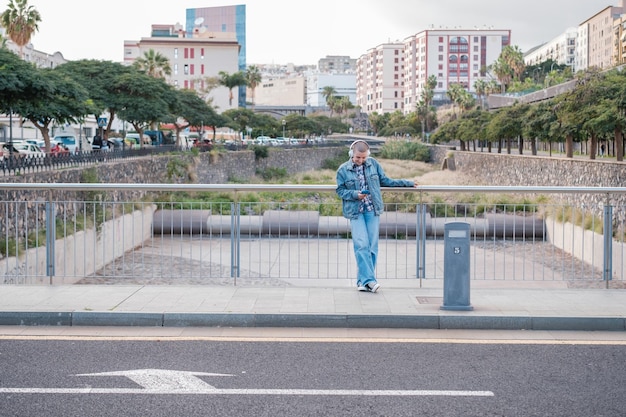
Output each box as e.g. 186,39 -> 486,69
367,283 -> 380,293
357,285 -> 368,292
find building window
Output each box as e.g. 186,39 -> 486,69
439,55 -> 443,61
439,37 -> 444,42
201,48 -> 204,59
184,48 -> 188,59
439,45 -> 444,52
190,64 -> 194,75
174,48 -> 178,59
201,64 -> 204,75
190,48 -> 194,59
174,64 -> 178,75
184,64 -> 189,75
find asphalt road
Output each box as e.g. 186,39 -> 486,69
1,335 -> 625,417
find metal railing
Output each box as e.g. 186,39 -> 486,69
0,146 -> 179,176
1,183 -> 625,287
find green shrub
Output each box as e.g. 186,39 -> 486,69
252,145 -> 269,160
256,167 -> 287,181
379,141 -> 430,162
321,154 -> 348,170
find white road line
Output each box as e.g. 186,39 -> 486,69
0,388 -> 495,396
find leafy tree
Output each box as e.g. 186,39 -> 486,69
218,70 -> 246,107
0,0 -> 40,58
166,88 -> 218,147
522,102 -> 558,156
556,69 -> 605,159
222,107 -> 256,140
133,49 -> 172,79
114,71 -> 171,147
12,67 -> 92,152
601,69 -> 626,161
0,47 -> 38,144
56,60 -> 133,139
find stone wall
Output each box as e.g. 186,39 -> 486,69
429,145 -> 626,222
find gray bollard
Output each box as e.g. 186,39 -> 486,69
441,222 -> 473,311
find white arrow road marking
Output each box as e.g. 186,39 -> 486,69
75,369 -> 233,391
0,369 -> 494,397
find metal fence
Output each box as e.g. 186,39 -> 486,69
0,146 -> 179,176
1,183 -> 625,287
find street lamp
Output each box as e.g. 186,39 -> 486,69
282,119 -> 286,138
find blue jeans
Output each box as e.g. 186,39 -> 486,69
350,210 -> 379,287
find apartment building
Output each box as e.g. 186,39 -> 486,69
124,23 -> 240,112
317,55 -> 356,73
356,43 -> 405,115
405,29 -> 510,114
582,3 -> 624,70
524,27 -> 578,70
614,14 -> 626,66
356,29 -> 509,116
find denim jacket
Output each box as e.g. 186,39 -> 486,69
336,157 -> 414,220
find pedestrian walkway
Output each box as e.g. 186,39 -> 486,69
0,279 -> 625,331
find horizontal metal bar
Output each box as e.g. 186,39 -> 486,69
1,183 -> 626,195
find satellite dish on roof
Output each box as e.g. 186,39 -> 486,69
199,26 -> 207,33
194,17 -> 204,26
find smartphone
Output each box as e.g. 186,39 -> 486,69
361,190 -> 369,194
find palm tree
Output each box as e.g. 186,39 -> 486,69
501,45 -> 525,81
245,65 -> 262,108
218,70 -> 247,107
474,79 -> 487,109
133,49 -> 171,79
490,59 -> 512,94
0,0 -> 41,58
322,86 -> 337,116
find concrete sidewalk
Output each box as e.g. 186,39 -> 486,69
1,280 -> 625,331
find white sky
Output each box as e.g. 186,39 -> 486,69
27,0 -> 610,65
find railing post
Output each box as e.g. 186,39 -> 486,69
603,201 -> 613,288
45,195 -> 55,284
416,203 -> 427,284
230,202 -> 241,283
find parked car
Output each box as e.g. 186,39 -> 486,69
2,141 -> 46,164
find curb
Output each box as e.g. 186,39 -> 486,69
1,312 -> 624,331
